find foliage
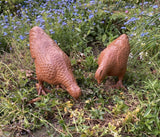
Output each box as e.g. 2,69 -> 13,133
0,0 -> 160,136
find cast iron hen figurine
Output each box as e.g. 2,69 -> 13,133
95,34 -> 130,89
29,26 -> 81,100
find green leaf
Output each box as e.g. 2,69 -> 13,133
102,34 -> 107,42
144,107 -> 151,117
75,27 -> 81,32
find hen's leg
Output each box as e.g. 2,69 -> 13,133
36,81 -> 51,95
112,75 -> 127,91
28,81 -> 51,104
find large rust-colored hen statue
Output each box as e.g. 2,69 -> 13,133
29,26 -> 81,100
95,34 -> 130,89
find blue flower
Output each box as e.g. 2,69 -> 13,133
89,14 -> 94,19
133,27 -> 137,30
132,6 -> 136,9
124,17 -> 139,25
153,5 -> 158,9
19,35 -> 25,40
4,15 -> 8,19
74,9 -> 78,12
130,34 -> 134,37
3,32 -> 7,36
104,10 -> 110,13
121,27 -> 126,29
76,19 -> 82,23
88,9 -> 92,13
62,21 -> 67,26
139,11 -> 144,15
144,2 -> 149,5
73,12 -> 78,16
16,21 -> 21,25
58,18 -> 62,23
140,32 -> 149,37
3,25 -> 8,29
125,6 -> 129,9
90,0 -> 95,5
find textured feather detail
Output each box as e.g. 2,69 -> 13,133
29,26 -> 81,99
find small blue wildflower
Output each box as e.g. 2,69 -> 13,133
88,9 -> 92,13
125,6 -> 129,9
144,2 -> 148,5
16,21 -> 21,25
133,27 -> 137,30
124,17 -> 139,25
121,27 -> 126,29
19,35 -> 25,40
153,5 -> 158,8
3,32 -> 7,36
139,11 -> 144,15
101,21 -> 105,23
4,15 -> 8,19
26,18 -> 30,22
93,22 -> 96,25
73,12 -> 78,16
132,6 -> 136,9
90,0 -> 95,5
149,23 -> 155,26
50,31 -> 55,34
77,19 -> 82,23
130,34 -> 134,37
40,25 -> 45,30
62,21 -> 67,26
73,5 -> 76,9
3,25 -> 8,29
89,14 -> 94,19
58,18 -> 62,23
104,10 -> 110,13
74,8 -> 78,12
140,32 -> 149,37
0,42 -> 1,44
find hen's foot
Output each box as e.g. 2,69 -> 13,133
28,83 -> 52,104
36,83 -> 51,95
28,97 -> 41,104
111,81 -> 127,91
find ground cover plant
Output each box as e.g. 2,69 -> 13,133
0,0 -> 160,136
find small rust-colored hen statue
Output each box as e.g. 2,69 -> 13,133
95,34 -> 130,89
29,26 -> 81,100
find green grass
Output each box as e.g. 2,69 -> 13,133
0,0 -> 160,136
